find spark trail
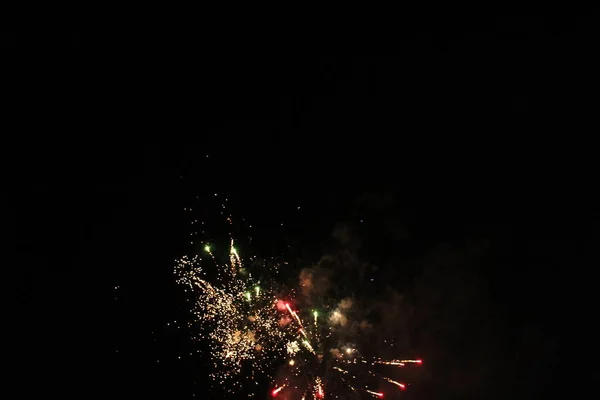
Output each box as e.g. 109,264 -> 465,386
271,300 -> 423,399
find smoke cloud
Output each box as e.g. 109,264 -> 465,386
299,262 -> 332,301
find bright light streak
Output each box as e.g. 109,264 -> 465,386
303,339 -> 314,353
383,377 -> 406,390
316,377 -> 324,398
272,385 -> 286,397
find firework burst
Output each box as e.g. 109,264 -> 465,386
272,299 -> 423,399
175,240 -> 422,398
175,239 -> 293,389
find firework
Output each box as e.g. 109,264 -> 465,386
270,300 -> 423,399
175,239 -> 293,390
175,239 -> 423,398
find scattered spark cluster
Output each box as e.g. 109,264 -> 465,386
175,195 -> 422,398
175,239 -> 293,389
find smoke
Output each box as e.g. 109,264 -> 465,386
329,348 -> 342,358
299,263 -> 332,301
291,190 -> 561,398
329,309 -> 348,327
363,287 -> 413,354
328,297 -> 354,327
339,297 -> 353,309
291,214 -> 425,371
297,224 -> 370,310
296,223 -> 389,338
359,320 -> 373,330
331,222 -> 361,248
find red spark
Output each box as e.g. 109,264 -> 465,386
317,384 -> 324,398
276,300 -> 288,311
272,386 -> 285,397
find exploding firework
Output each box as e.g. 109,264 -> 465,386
175,239 -> 294,390
271,299 -> 423,399
175,240 -> 422,398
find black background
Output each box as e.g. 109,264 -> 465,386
7,12 -> 599,399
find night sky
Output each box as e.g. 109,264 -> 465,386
9,14 -> 599,400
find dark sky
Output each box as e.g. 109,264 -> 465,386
8,14 -> 599,400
